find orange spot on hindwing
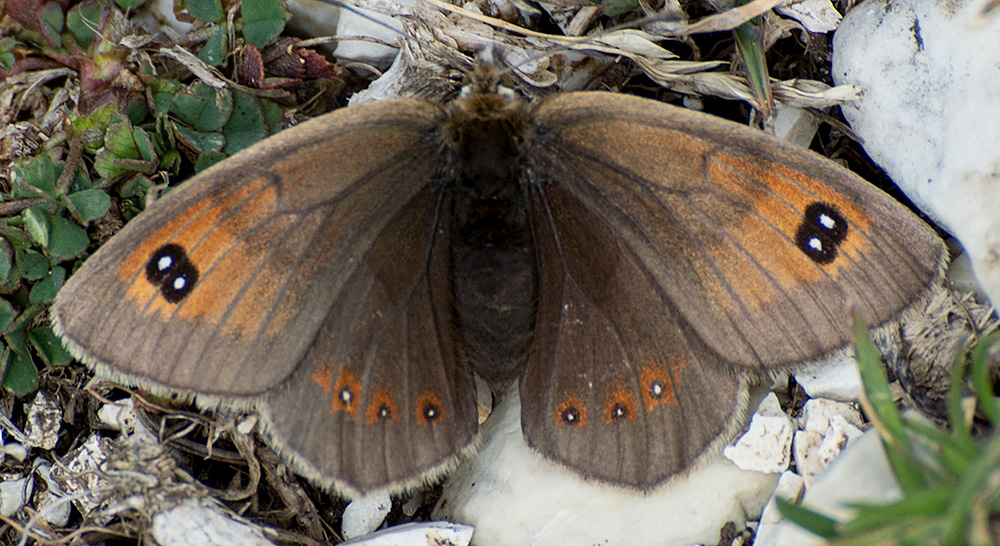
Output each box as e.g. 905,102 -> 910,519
311,363 -> 333,394
415,391 -> 444,425
367,387 -> 398,423
556,395 -> 587,427
604,383 -> 638,423
641,358 -> 678,411
332,369 -> 362,418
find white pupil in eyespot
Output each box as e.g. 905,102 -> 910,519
809,238 -> 823,252
651,382 -> 663,397
157,256 -> 174,271
173,277 -> 186,290
818,213 -> 836,230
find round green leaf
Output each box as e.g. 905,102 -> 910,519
241,0 -> 290,47
0,299 -> 15,333
16,249 -> 49,280
28,326 -> 72,366
47,216 -> 89,259
29,265 -> 65,303
187,0 -> 223,22
3,349 -> 39,396
23,206 -> 51,248
67,189 -> 112,222
222,91 -> 266,155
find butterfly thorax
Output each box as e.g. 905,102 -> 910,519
444,83 -> 538,388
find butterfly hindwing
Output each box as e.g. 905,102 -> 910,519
263,183 -> 479,496
521,181 -> 747,486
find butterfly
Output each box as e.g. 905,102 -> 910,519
51,57 -> 945,498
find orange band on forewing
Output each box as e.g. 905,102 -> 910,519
176,186 -> 279,322
120,178 -> 273,318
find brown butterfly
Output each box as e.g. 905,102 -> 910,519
51,58 -> 945,498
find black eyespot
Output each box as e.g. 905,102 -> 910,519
560,406 -> 582,425
416,392 -> 444,425
145,243 -> 199,303
556,395 -> 587,427
609,403 -> 631,422
795,202 -> 848,265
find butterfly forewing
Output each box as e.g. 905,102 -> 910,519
52,100 -> 448,398
527,92 -> 945,370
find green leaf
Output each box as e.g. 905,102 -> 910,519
601,0 -> 637,16
29,265 -> 65,303
6,322 -> 27,355
776,497 -> 839,539
19,155 -> 57,199
733,0 -> 772,116
171,82 -> 232,132
0,239 -> 12,284
66,1 -> 104,50
125,100 -> 150,125
241,0 -> 290,47
198,25 -> 228,66
16,249 -> 49,280
67,189 -> 112,222
195,151 -> 227,172
47,216 -> 89,259
38,2 -> 65,48
23,206 -> 51,248
95,120 -> 158,178
150,79 -> 182,115
222,91 -> 266,155
854,316 -> 927,492
0,299 -> 16,333
121,174 -> 153,200
174,125 -> 226,154
970,334 -> 999,424
260,98 -> 283,134
187,0 -> 223,22
114,0 -> 147,8
3,349 -> 39,396
28,326 -> 72,367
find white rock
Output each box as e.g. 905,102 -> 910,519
832,0 -> 1000,307
760,471 -> 805,525
724,393 -> 794,474
97,398 -> 160,442
815,416 -> 863,468
0,475 -> 32,517
152,498 -> 277,546
776,0 -> 842,34
342,490 -> 392,540
49,434 -> 114,520
791,430 -> 824,486
792,414 -> 863,486
794,354 -> 861,401
334,0 -> 412,68
340,521 -> 473,546
799,398 -> 863,433
759,430 -> 901,546
24,392 -> 61,450
754,471 -> 806,544
34,489 -> 71,527
435,388 -> 778,546
772,106 -> 821,149
34,461 -> 71,527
